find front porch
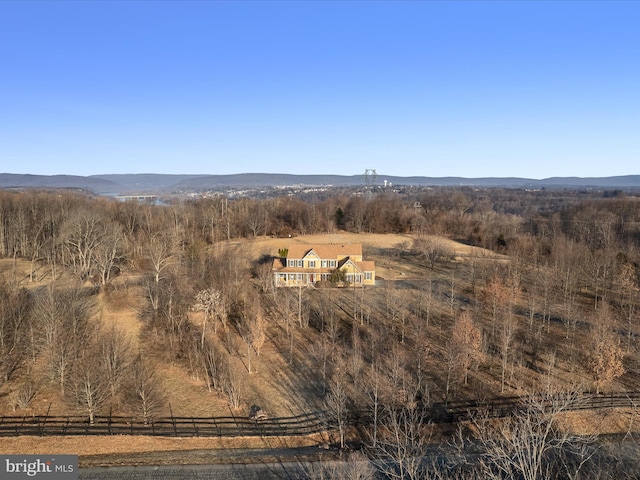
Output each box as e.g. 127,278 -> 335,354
274,272 -> 364,287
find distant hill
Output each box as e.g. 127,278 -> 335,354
169,173 -> 365,189
0,173 -> 118,193
2,172 -> 640,195
91,174 -> 210,192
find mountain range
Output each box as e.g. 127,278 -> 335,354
1,173 -> 640,195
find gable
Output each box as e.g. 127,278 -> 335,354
287,243 -> 362,260
303,250 -> 321,260
338,257 -> 361,272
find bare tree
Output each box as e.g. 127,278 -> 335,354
200,338 -> 226,393
588,304 -> 625,394
0,283 -> 33,382
61,212 -> 109,280
251,301 -> 266,358
412,235 -> 454,269
616,263 -> 638,352
325,359 -> 350,449
551,237 -> 583,340
254,255 -> 275,294
307,450 -> 376,480
413,279 -> 435,329
69,348 -> 110,424
9,375 -> 40,411
35,285 -> 94,393
542,350 -> 558,394
311,334 -> 331,396
222,359 -> 244,409
369,405 -> 433,480
125,354 -> 165,424
239,296 -> 266,373
99,325 -> 132,399
499,312 -> 516,393
469,392 -> 596,480
363,352 -> 385,448
481,274 -> 509,339
589,337 -> 624,395
93,224 -> 126,286
344,196 -> 367,233
194,288 -> 224,346
143,232 -> 176,315
244,200 -> 268,237
450,311 -> 483,385
241,297 -> 266,373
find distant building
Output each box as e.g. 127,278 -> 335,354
273,243 -> 375,287
115,195 -> 157,203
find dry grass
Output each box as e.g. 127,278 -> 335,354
558,408 -> 640,436
0,258 -> 54,288
0,433 -> 330,467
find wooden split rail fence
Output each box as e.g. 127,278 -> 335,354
0,410 -> 328,437
2,392 -> 640,437
441,391 -> 640,423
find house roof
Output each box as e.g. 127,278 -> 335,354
287,243 -> 363,259
272,257 -> 286,270
357,261 -> 375,272
338,258 -> 376,273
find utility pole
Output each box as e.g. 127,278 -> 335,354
298,284 -> 302,327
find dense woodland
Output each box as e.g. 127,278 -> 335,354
2,186 -> 640,478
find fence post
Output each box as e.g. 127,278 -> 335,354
169,404 -> 177,436
39,403 -> 51,436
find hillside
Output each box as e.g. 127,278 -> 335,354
1,232 -> 468,419
3,172 -> 640,195
2,231 -> 639,469
0,231 -> 636,417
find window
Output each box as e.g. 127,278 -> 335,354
297,260 -> 303,267
330,260 -> 336,267
365,272 -> 372,280
321,260 -> 327,268
308,260 -> 316,268
288,259 -> 296,267
288,274 -> 295,281
297,274 -> 303,280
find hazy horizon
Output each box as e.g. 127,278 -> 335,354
2,171 -> 640,182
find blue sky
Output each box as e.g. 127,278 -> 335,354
1,1 -> 638,178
